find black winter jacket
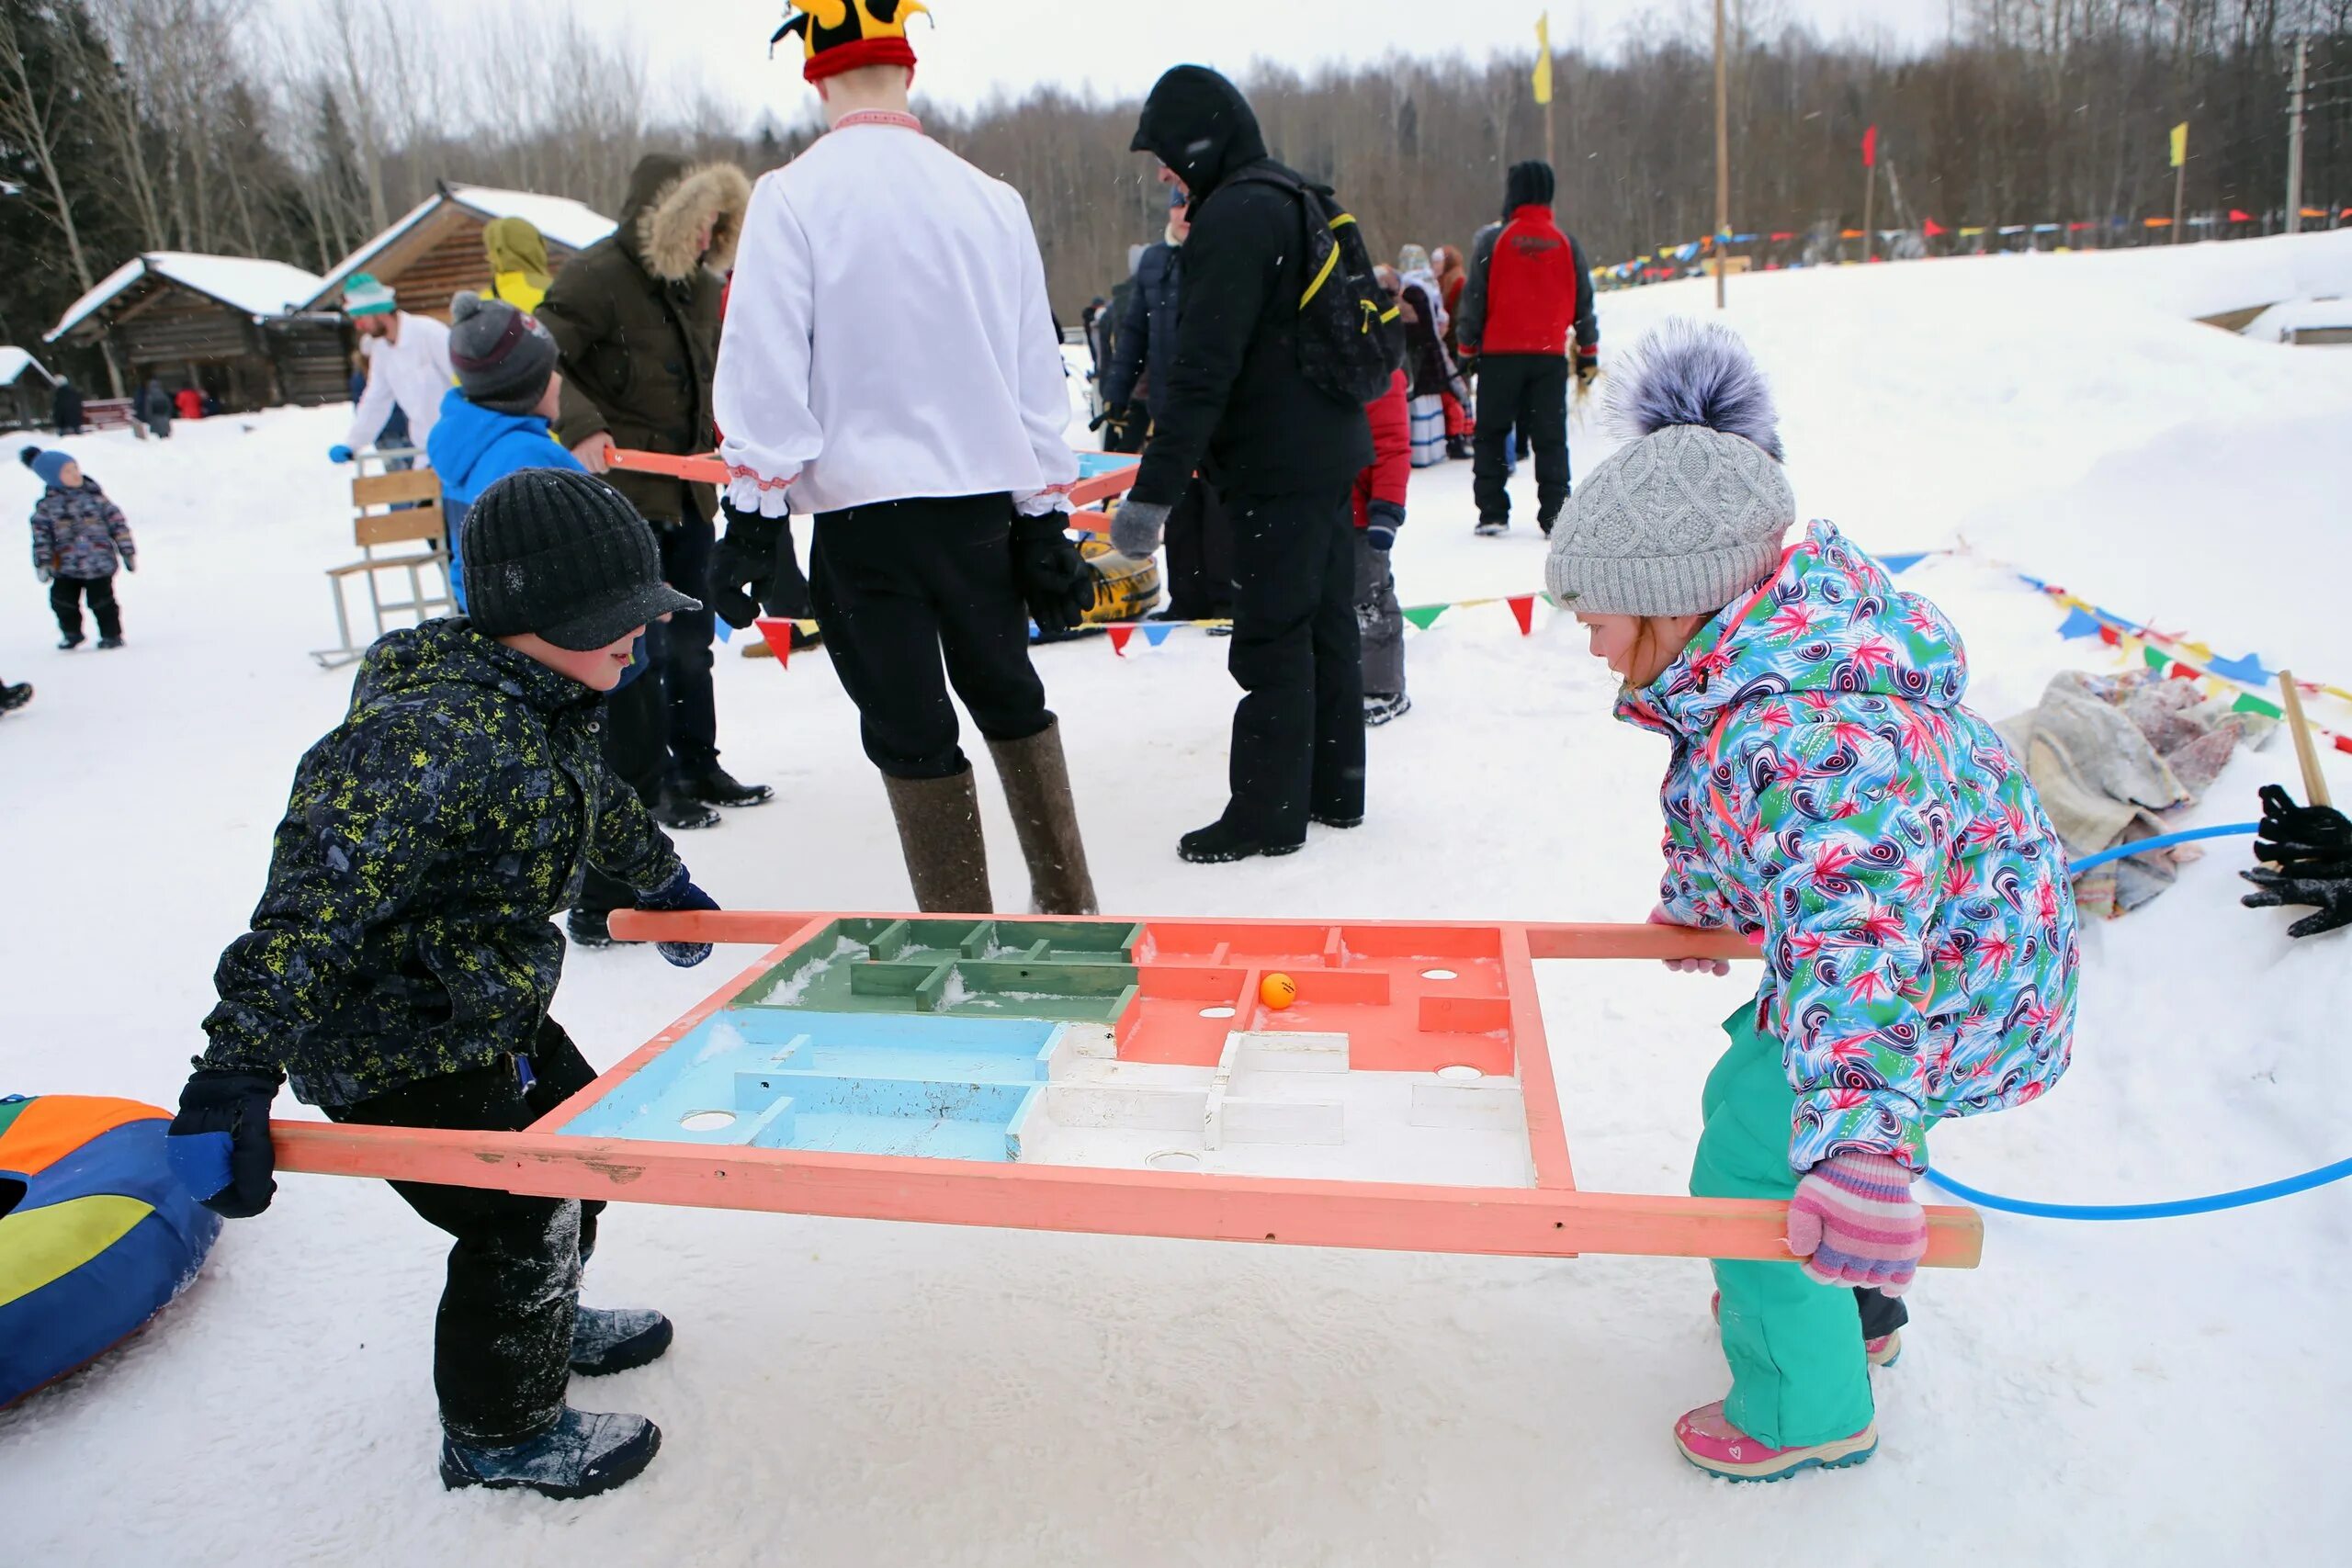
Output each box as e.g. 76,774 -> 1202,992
1102,238 -> 1182,424
198,621 -> 683,1106
1127,67 -> 1372,505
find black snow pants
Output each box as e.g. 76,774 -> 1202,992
1219,489 -> 1365,843
809,492 -> 1054,781
654,515 -> 718,774
1162,477 -> 1235,620
1471,353 -> 1572,527
323,1020 -> 605,1446
51,574 -> 121,641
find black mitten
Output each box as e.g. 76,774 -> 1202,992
1009,513 -> 1099,635
708,504 -> 786,631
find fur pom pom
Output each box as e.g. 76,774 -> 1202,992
1604,318 -> 1783,461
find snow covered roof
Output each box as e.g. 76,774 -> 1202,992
308,184 -> 617,302
45,253 -> 327,343
0,346 -> 58,387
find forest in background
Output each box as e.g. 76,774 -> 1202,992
11,0 -> 2352,388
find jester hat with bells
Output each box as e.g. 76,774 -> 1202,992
773,1 -> 931,83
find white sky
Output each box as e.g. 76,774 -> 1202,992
353,1 -> 1956,124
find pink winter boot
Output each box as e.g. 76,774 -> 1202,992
1674,1401 -> 1878,1482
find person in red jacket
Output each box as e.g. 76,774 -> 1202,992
1456,160 -> 1598,537
1351,361 -> 1411,725
174,385 -> 204,422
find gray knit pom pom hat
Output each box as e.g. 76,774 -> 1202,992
1544,319 -> 1795,615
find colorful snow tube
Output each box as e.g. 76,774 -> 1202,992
0,1094 -> 221,1407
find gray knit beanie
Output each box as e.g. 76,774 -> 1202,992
1544,320 -> 1795,616
447,290 -> 560,416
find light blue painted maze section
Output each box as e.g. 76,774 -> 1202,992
559,1009 -> 1068,1163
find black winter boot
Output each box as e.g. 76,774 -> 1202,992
1179,819 -> 1305,864
675,761 -> 774,808
566,909 -> 614,949
569,1307 -> 673,1375
0,682 -> 30,714
882,768 -> 993,912
439,1408 -> 662,1499
985,719 -> 1099,915
652,788 -> 720,831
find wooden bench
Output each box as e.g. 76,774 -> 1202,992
311,468 -> 455,669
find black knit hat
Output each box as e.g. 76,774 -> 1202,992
461,468 -> 699,651
447,291 -> 560,416
1504,159 -> 1556,216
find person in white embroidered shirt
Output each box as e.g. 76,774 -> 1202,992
714,0 -> 1100,918
330,273 -> 455,466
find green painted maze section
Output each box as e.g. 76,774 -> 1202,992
734,919 -> 1146,1023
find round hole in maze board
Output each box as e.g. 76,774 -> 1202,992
1200,1006 -> 1237,1019
680,1110 -> 737,1132
1436,1065 -> 1483,1082
1146,1149 -> 1202,1172
1421,967 -> 1459,981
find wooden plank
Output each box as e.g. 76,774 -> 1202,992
605,449 -> 1140,510
2278,671 -> 2334,808
353,470 -> 442,510
267,1120 -> 1982,1267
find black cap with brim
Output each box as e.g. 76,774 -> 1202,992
538,581 -> 701,653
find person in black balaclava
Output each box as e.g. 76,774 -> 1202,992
1112,64 -> 1374,864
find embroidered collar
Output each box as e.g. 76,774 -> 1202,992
832,109 -> 924,134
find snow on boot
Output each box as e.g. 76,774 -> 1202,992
1474,518 -> 1508,538
1363,692 -> 1412,727
566,909 -> 615,949
570,1307 -> 673,1376
985,718 -> 1099,916
882,766 -> 992,912
652,788 -> 721,831
0,682 -> 30,714
57,633 -> 84,650
1674,1401 -> 1876,1483
439,1408 -> 662,1499
1178,819 -> 1305,864
676,762 -> 774,809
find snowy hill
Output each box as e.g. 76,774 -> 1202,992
3,234 -> 2346,1564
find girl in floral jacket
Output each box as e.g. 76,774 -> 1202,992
1544,321 -> 2078,1482
22,446 -> 135,649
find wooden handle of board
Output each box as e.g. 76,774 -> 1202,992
609,908 -> 1763,962
265,1120 -> 1981,1268
606,451 -> 1139,512
2278,671 -> 2334,808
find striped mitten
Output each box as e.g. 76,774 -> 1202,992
1786,1151 -> 1928,1296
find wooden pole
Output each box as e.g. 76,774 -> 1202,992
2278,671 -> 2335,808
1713,0 -> 1728,310
1860,161 -> 1875,265
2172,161 -> 2186,244
2289,38 -> 2309,236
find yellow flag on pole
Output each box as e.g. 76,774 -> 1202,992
1533,13 -> 1554,105
2170,121 -> 2188,168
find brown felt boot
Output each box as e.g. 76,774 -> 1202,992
985,719 -> 1100,917
881,768 -> 993,913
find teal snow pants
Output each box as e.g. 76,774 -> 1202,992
1690,1003 -> 1896,1448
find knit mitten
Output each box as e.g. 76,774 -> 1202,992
1109,499 -> 1170,560
1364,500 -> 1403,552
1785,1151 -> 1927,1296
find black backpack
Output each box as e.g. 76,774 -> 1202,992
1227,167 -> 1405,405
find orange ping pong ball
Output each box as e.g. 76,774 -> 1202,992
1260,973 -> 1297,1010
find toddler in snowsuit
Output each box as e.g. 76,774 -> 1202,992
1545,321 -> 2079,1481
22,446 -> 135,649
165,468 -> 724,1501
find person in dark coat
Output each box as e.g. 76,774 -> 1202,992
139,377 -> 172,439
165,469 -> 719,1500
1112,65 -> 1374,864
51,378 -> 84,436
539,152 -> 767,825
1456,160 -> 1599,537
1103,185 -> 1232,622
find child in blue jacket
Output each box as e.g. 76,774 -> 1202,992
426,291 -> 584,611
22,446 -> 135,649
1545,321 -> 2080,1482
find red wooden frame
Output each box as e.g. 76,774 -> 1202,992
269,911 -> 1982,1269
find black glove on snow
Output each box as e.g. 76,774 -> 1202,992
165,1068 -> 280,1218
2240,865 -> 2352,939
2254,784 -> 2352,875
707,504 -> 787,631
1010,513 -> 1098,635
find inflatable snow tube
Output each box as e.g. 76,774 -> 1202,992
0,1094 -> 222,1408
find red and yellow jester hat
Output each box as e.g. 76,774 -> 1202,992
772,1 -> 931,84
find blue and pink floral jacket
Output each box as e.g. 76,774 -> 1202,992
1619,522 -> 2079,1173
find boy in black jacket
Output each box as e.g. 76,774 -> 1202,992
1114,65 -> 1374,864
167,468 -> 722,1500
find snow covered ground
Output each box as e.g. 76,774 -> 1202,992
6,236 -> 2350,1564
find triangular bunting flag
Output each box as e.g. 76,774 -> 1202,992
753,618 -> 795,668
714,618 -> 732,644
1507,595 -> 1535,635
2098,625 -> 2121,648
1403,605 -> 1447,631
2167,660 -> 2201,681
2233,692 -> 2284,719
2054,606 -> 2104,640
2206,651 -> 2273,685
2143,644 -> 2170,671
1142,623 -> 1173,648
1106,624 -> 1135,657
1879,551 -> 1930,575
2336,734 -> 2352,756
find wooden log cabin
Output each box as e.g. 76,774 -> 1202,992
0,347 -> 61,431
43,254 -> 343,412
304,183 -> 617,321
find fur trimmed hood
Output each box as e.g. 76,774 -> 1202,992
620,154 -> 752,282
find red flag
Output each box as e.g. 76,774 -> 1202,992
1861,125 -> 1878,168
1507,594 -> 1535,636
1922,218 -> 1948,238
2335,734 -> 2352,756
2229,209 -> 2254,222
753,617 -> 795,668
2098,625 -> 2121,648
2168,660 -> 2200,681
1106,624 -> 1135,657
1768,231 -> 1796,242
